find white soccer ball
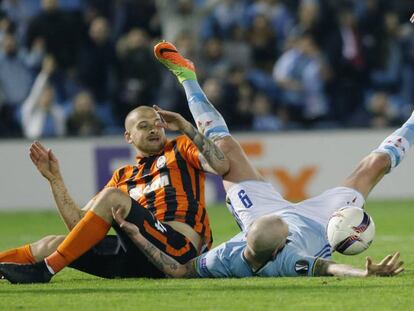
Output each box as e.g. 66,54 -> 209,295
327,206 -> 375,255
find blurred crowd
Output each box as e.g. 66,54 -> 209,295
0,0 -> 413,139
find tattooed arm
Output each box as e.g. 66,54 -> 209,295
182,124 -> 229,175
313,252 -> 404,277
131,231 -> 198,278
154,106 -> 230,175
112,207 -> 199,278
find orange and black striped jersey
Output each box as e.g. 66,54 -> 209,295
104,135 -> 212,251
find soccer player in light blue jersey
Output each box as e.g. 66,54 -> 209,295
113,41 -> 409,278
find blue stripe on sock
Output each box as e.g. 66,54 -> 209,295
384,145 -> 401,166
205,126 -> 230,139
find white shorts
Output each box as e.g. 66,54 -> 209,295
226,180 -> 365,231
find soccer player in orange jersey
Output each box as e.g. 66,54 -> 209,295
0,105 -> 229,283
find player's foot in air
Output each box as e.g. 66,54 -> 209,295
0,261 -> 52,284
154,41 -> 196,83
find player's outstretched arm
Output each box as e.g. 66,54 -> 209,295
112,207 -> 199,278
153,105 -> 230,176
313,252 -> 404,277
29,141 -> 86,230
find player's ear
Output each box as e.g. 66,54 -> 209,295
124,131 -> 132,144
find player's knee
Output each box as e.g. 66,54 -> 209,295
97,187 -> 126,206
93,187 -> 130,217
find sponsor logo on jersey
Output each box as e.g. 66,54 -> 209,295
156,155 -> 167,169
295,260 -> 309,275
129,174 -> 170,200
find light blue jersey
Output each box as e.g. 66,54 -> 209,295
195,211 -> 331,278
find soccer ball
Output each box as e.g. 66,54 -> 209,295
326,207 -> 375,255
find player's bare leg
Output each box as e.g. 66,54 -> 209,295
154,41 -> 262,187
343,111 -> 414,198
0,188 -> 132,283
30,235 -> 66,262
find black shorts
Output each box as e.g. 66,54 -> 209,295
69,200 -> 198,279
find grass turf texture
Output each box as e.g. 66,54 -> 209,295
0,201 -> 413,311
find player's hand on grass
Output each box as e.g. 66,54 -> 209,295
153,105 -> 192,133
29,141 -> 61,182
365,252 -> 404,277
112,206 -> 140,237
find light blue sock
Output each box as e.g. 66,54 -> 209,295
373,112 -> 414,171
182,80 -> 230,141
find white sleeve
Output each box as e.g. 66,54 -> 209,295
273,51 -> 295,81
278,247 -> 318,277
21,72 -> 49,124
194,244 -> 228,278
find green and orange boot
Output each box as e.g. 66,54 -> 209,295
154,41 -> 197,83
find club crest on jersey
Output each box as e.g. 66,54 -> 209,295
295,260 -> 309,275
156,155 -> 167,169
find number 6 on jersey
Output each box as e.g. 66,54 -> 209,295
238,190 -> 253,208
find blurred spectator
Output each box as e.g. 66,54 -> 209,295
369,12 -> 403,93
198,37 -> 230,80
201,0 -> 247,40
273,34 -> 330,125
246,14 -> 278,72
0,13 -> 15,44
356,0 -> 387,72
1,0 -> 41,43
111,0 -> 160,40
202,77 -> 232,122
0,0 -> 413,137
222,25 -> 252,70
0,32 -> 32,106
77,15 -> 118,122
116,28 -> 161,121
0,32 -> 33,137
329,6 -> 368,125
245,0 -> 293,49
66,90 -> 103,136
222,66 -> 254,130
25,0 -> 84,69
157,0 -> 220,42
21,56 -> 66,139
251,93 -> 281,131
365,92 -> 401,128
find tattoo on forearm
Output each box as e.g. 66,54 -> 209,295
185,125 -> 226,170
50,180 -> 82,230
141,236 -> 181,276
134,235 -> 197,278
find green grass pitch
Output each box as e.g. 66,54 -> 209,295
0,201 -> 413,311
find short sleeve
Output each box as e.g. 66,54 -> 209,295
274,247 -> 319,277
175,135 -> 201,170
247,244 -> 321,278
194,244 -> 227,278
